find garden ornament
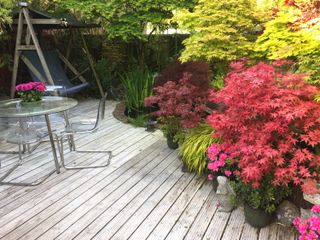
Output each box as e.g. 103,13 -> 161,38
216,176 -> 235,212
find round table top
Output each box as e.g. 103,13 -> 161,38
0,96 -> 78,118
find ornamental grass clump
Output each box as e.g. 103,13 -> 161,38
207,60 -> 320,194
16,82 -> 46,102
179,123 -> 219,175
120,68 -> 154,117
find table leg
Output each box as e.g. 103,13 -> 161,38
44,114 -> 60,174
63,111 -> 75,151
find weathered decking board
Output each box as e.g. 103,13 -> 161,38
0,99 -> 297,240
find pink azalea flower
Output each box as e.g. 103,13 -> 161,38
35,84 -> 46,92
224,170 -> 232,177
293,208 -> 320,240
208,174 -> 214,181
15,84 -> 22,91
311,205 -> 320,214
22,83 -> 33,91
208,162 -> 219,171
219,153 -> 228,161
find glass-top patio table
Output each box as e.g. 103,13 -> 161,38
0,96 -> 78,174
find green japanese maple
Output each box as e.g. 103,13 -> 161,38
174,0 -> 262,62
255,1 -> 320,83
57,0 -> 194,42
0,0 -> 14,37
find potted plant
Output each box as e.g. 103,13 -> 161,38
145,73 -> 208,149
159,117 -> 181,149
120,68 -> 154,118
207,60 -> 320,227
231,175 -> 291,228
16,82 -> 46,103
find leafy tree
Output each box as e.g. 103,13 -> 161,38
56,0 -> 194,66
56,0 -> 194,41
0,0 -> 14,37
174,0 -> 262,62
208,60 -> 320,194
255,0 -> 320,83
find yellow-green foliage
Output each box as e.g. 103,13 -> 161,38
255,5 -> 320,83
0,0 -> 13,36
179,123 -> 219,175
174,0 -> 262,62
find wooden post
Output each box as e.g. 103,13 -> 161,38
57,50 -> 87,83
64,30 -> 73,71
10,10 -> 24,98
25,28 -> 31,45
79,30 -> 104,97
22,8 -> 54,85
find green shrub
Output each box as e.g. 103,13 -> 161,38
120,68 -> 154,116
179,123 -> 220,175
230,175 -> 292,213
95,58 -> 114,92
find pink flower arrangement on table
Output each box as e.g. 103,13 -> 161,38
16,82 -> 47,102
293,205 -> 320,240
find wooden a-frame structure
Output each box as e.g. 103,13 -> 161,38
11,2 -> 104,98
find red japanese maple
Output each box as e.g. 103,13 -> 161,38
283,0 -> 320,30
207,60 -> 320,193
145,73 -> 208,128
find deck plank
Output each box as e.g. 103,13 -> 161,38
240,223 -> 259,240
165,182 -> 213,240
221,207 -> 246,240
202,206 -> 231,239
92,162 -> 185,239
110,171 -> 194,240
78,153 -> 182,240
183,189 -> 218,240
0,135 -> 160,239
144,177 -> 205,240
19,143 -> 174,240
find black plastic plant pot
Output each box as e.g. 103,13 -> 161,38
124,107 -> 141,119
167,135 -> 178,149
244,203 -> 274,228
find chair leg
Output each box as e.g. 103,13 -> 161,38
0,169 -> 55,186
56,135 -> 112,170
0,144 -> 55,186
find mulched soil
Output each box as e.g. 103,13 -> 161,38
112,101 -> 129,124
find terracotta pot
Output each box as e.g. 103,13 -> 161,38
244,202 -> 274,228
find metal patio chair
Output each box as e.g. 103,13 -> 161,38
0,120 -> 55,186
55,93 -> 112,170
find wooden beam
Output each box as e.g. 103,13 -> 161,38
13,19 -> 63,25
20,55 -> 47,83
22,8 -> 54,85
10,10 -> 24,98
79,30 -> 104,97
25,28 -> 31,45
17,45 -> 37,51
57,51 -> 87,84
70,67 -> 90,81
64,30 -> 73,71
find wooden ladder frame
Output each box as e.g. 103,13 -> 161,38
11,4 -> 104,98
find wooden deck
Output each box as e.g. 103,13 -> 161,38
0,99 -> 297,240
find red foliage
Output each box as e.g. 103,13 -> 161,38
207,60 -> 320,194
154,59 -> 211,96
145,73 -> 208,128
283,0 -> 320,30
